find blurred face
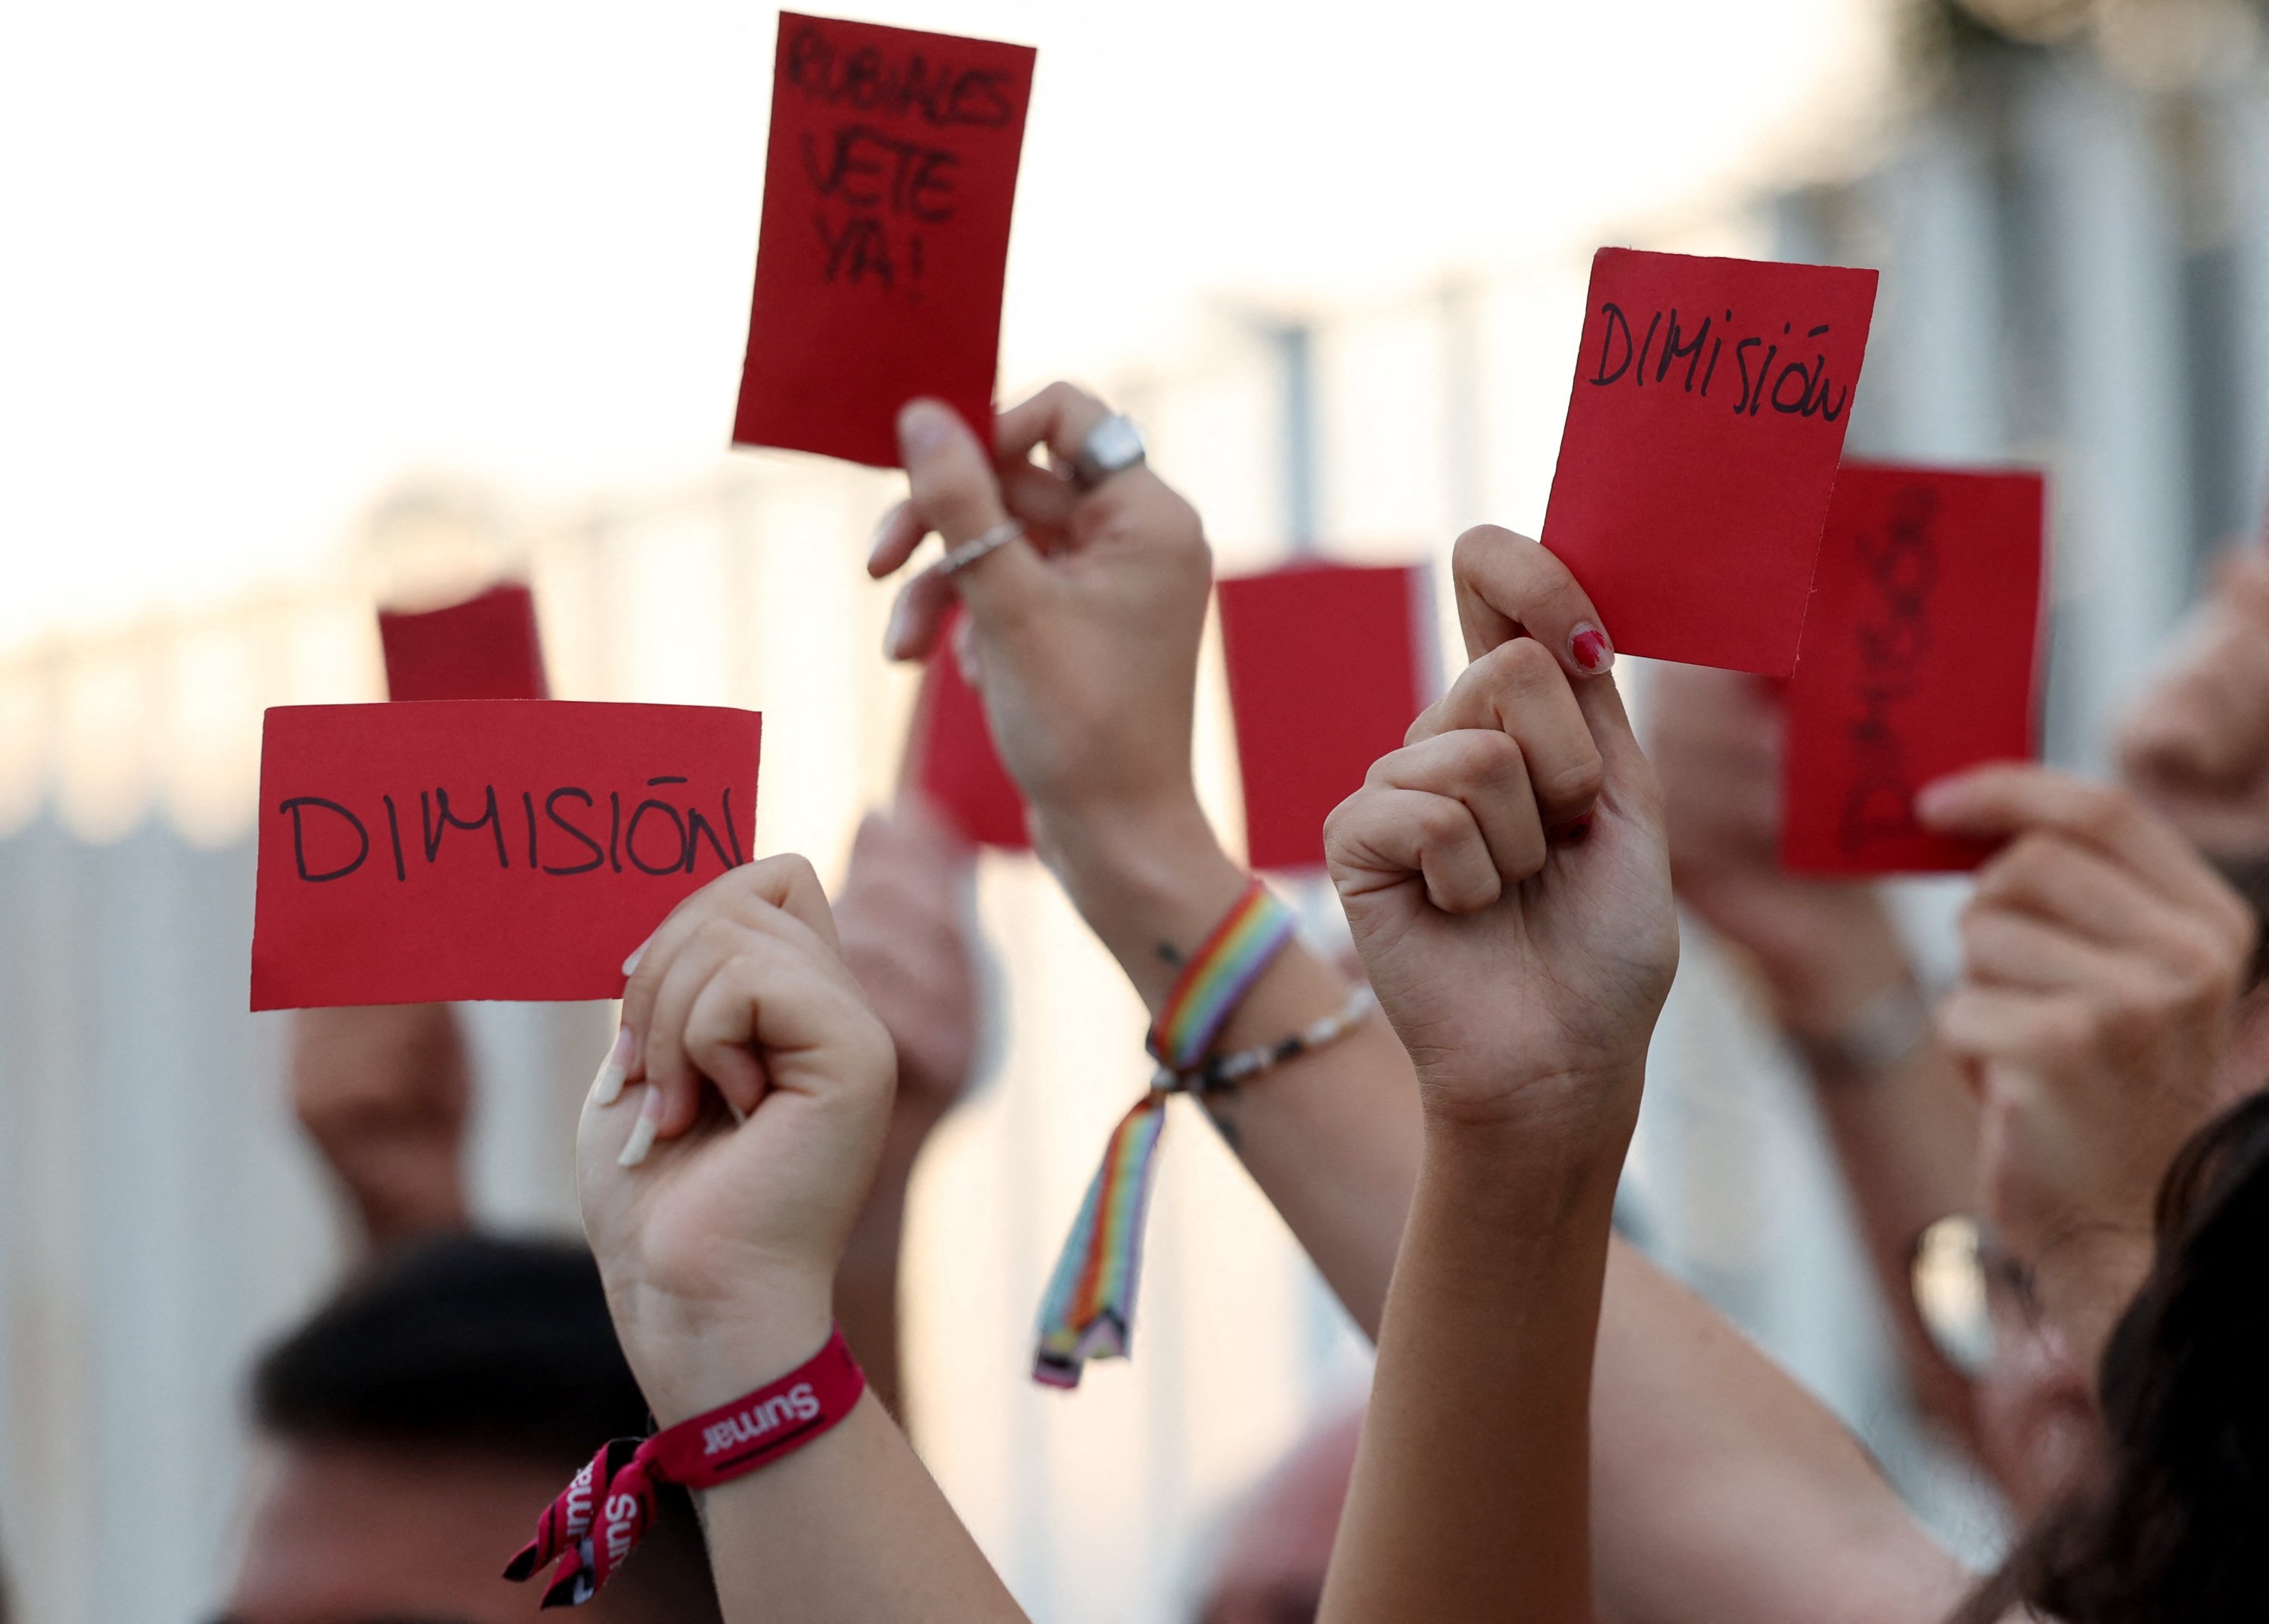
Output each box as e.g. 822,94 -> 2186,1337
217,1439 -> 653,1624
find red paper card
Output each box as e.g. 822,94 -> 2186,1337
1217,561 -> 1434,871
379,582 -> 549,702
1541,249 -> 1879,676
732,13 -> 1036,467
251,701 -> 761,1009
906,609 -> 1027,849
1781,464 -> 2045,874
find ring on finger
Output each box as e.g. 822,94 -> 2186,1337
1071,413 -> 1147,489
941,520 -> 1024,575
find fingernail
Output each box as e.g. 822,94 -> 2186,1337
1914,781 -> 1955,821
616,1085 -> 663,1167
591,1026 -> 635,1107
1569,623 -> 1614,676
622,937 -> 650,977
1550,812 -> 1595,846
898,399 -> 956,459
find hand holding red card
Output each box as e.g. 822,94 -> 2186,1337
379,582 -> 548,702
252,702 -> 760,1008
1217,561 -> 1435,871
1541,249 -> 1879,676
733,12 -> 1035,467
1782,464 -> 2046,874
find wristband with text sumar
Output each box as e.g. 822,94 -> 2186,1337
504,1326 -> 864,1607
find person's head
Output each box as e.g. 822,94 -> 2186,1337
1961,1090 -> 2269,1623
1195,1404 -> 1363,1624
217,1234 -> 720,1624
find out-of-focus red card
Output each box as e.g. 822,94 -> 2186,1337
1781,464 -> 2044,874
906,609 -> 1027,849
1217,561 -> 1434,871
1541,249 -> 1879,676
378,583 -> 549,702
732,13 -> 1036,467
251,701 -> 761,1009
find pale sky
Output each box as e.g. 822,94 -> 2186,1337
0,0 -> 1896,648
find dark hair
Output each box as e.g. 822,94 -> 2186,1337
252,1232 -> 721,1620
1957,1091 -> 2269,1623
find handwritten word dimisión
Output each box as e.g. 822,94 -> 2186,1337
1587,304 -> 1852,421
1838,486 -> 1941,855
275,777 -> 746,884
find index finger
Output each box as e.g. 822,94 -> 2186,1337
1451,525 -> 1616,681
994,380 -> 1112,468
619,854 -> 839,1054
1916,765 -> 2243,919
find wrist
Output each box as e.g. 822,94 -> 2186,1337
1418,1093 -> 1633,1228
612,1274 -> 836,1427
1416,1060 -> 1647,1149
1028,797 -> 1249,1005
1762,899 -> 1913,1039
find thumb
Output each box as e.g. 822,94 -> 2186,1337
1570,670 -> 1659,823
897,399 -> 1049,628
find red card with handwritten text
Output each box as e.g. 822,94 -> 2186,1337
1782,464 -> 2044,874
1218,561 -> 1435,871
907,608 -> 1028,848
251,702 -> 761,1009
380,583 -> 549,703
1541,250 -> 1879,676
732,13 -> 1035,467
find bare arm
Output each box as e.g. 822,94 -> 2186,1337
877,396 -> 1972,1624
1648,664 -> 1982,1442
579,855 -> 1025,1624
289,1003 -> 470,1250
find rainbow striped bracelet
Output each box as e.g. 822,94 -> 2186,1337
1032,879 -> 1308,1390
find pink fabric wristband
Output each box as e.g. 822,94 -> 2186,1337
504,1326 -> 865,1607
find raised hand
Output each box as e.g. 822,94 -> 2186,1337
833,795 -> 979,1116
2117,548 -> 2269,859
288,1003 -> 470,1249
1650,664 -> 1911,1039
1317,528 -> 1677,1624
580,855 -> 896,1422
870,386 -> 1212,858
1920,766 -> 2256,1374
1324,526 -> 1677,1129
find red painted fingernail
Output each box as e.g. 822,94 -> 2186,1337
1569,624 -> 1614,675
1550,812 -> 1594,845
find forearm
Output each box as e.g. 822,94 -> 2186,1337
1321,1115 -> 1619,1624
833,1102 -> 947,1421
700,1394 -> 1026,1624
1806,1036 -> 1983,1442
1592,1245 -> 1975,1624
289,1003 -> 470,1250
1042,817 -> 1963,1624
627,1286 -> 1023,1624
1752,899 -> 1983,1440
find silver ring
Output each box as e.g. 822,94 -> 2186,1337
940,520 -> 1023,575
1072,414 -> 1147,489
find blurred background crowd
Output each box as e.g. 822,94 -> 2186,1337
5,0 -> 2269,1619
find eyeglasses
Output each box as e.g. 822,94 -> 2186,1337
1907,1213 -> 2040,1379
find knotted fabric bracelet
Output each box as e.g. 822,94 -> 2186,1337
504,1326 -> 864,1607
1032,878 -> 1299,1390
